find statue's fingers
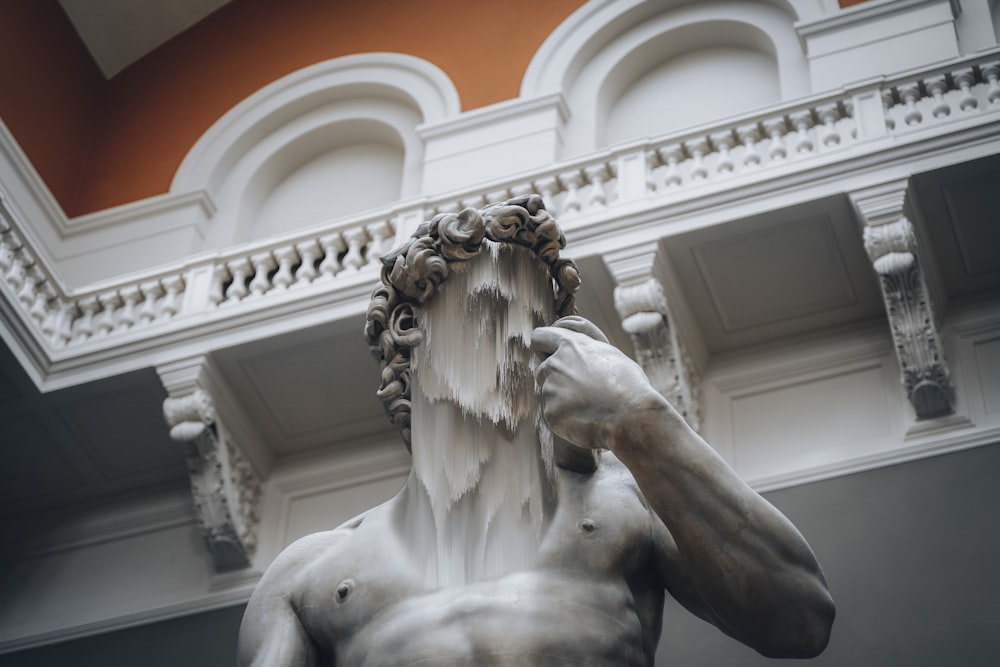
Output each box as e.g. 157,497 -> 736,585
530,326 -> 569,359
549,316 -> 610,344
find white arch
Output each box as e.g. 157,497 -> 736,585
172,52 -> 460,196
521,0 -> 809,157
169,53 -> 459,248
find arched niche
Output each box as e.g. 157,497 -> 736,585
171,53 -> 460,249
246,118 -> 406,241
600,21 -> 780,147
521,0 -> 809,158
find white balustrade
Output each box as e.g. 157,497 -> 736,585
9,51 -> 1000,355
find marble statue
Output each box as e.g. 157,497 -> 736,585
238,195 -> 835,665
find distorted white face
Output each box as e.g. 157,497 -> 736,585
413,242 -> 556,433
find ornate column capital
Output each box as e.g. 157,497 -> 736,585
158,356 -> 264,571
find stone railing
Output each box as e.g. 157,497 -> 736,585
3,50 -> 998,358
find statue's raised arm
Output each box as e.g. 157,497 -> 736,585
531,316 -> 835,658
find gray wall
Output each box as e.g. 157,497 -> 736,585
657,441 -> 1000,666
4,443 -> 998,666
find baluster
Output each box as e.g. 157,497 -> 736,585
139,281 -> 163,324
881,88 -> 898,130
41,289 -> 60,338
16,268 -> 38,308
763,117 -> 788,161
925,75 -> 951,118
983,61 -> 1000,105
365,221 -> 393,268
644,150 -> 662,193
789,110 -> 815,154
584,164 -> 610,209
206,265 -> 227,306
342,228 -> 368,272
559,171 -> 584,215
272,245 -> 298,290
737,124 -> 762,167
248,252 -> 276,296
685,138 -> 709,181
73,297 -> 100,342
660,144 -> 684,187
53,299 -> 75,347
318,233 -> 346,279
951,68 -> 977,111
898,82 -> 923,125
816,103 -> 843,146
225,258 -> 251,301
295,240 -> 321,284
29,281 -> 51,325
161,275 -> 184,318
117,286 -> 140,330
5,254 -> 28,290
710,131 -> 735,174
532,176 -> 559,213
95,291 -> 121,336
0,234 -> 19,275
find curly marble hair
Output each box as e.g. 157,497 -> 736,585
364,194 -> 581,450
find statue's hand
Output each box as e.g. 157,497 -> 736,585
531,316 -> 662,451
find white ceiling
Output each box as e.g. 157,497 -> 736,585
58,0 -> 232,78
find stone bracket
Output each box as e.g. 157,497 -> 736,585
613,278 -> 702,431
158,357 -> 262,571
855,184 -> 955,419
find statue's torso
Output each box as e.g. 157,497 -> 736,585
293,458 -> 664,666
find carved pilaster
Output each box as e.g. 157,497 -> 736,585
856,185 -> 954,419
614,279 -> 701,431
159,358 -> 263,571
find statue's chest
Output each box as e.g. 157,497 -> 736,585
539,460 -> 652,573
296,531 -> 424,649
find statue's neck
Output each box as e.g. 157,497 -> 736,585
402,394 -> 555,587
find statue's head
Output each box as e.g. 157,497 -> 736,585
364,195 -> 580,450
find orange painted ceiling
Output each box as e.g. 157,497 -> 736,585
1,0 -> 585,217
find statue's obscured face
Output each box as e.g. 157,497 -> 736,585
412,241 -> 556,435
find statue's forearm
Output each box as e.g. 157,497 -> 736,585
611,394 -> 835,658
